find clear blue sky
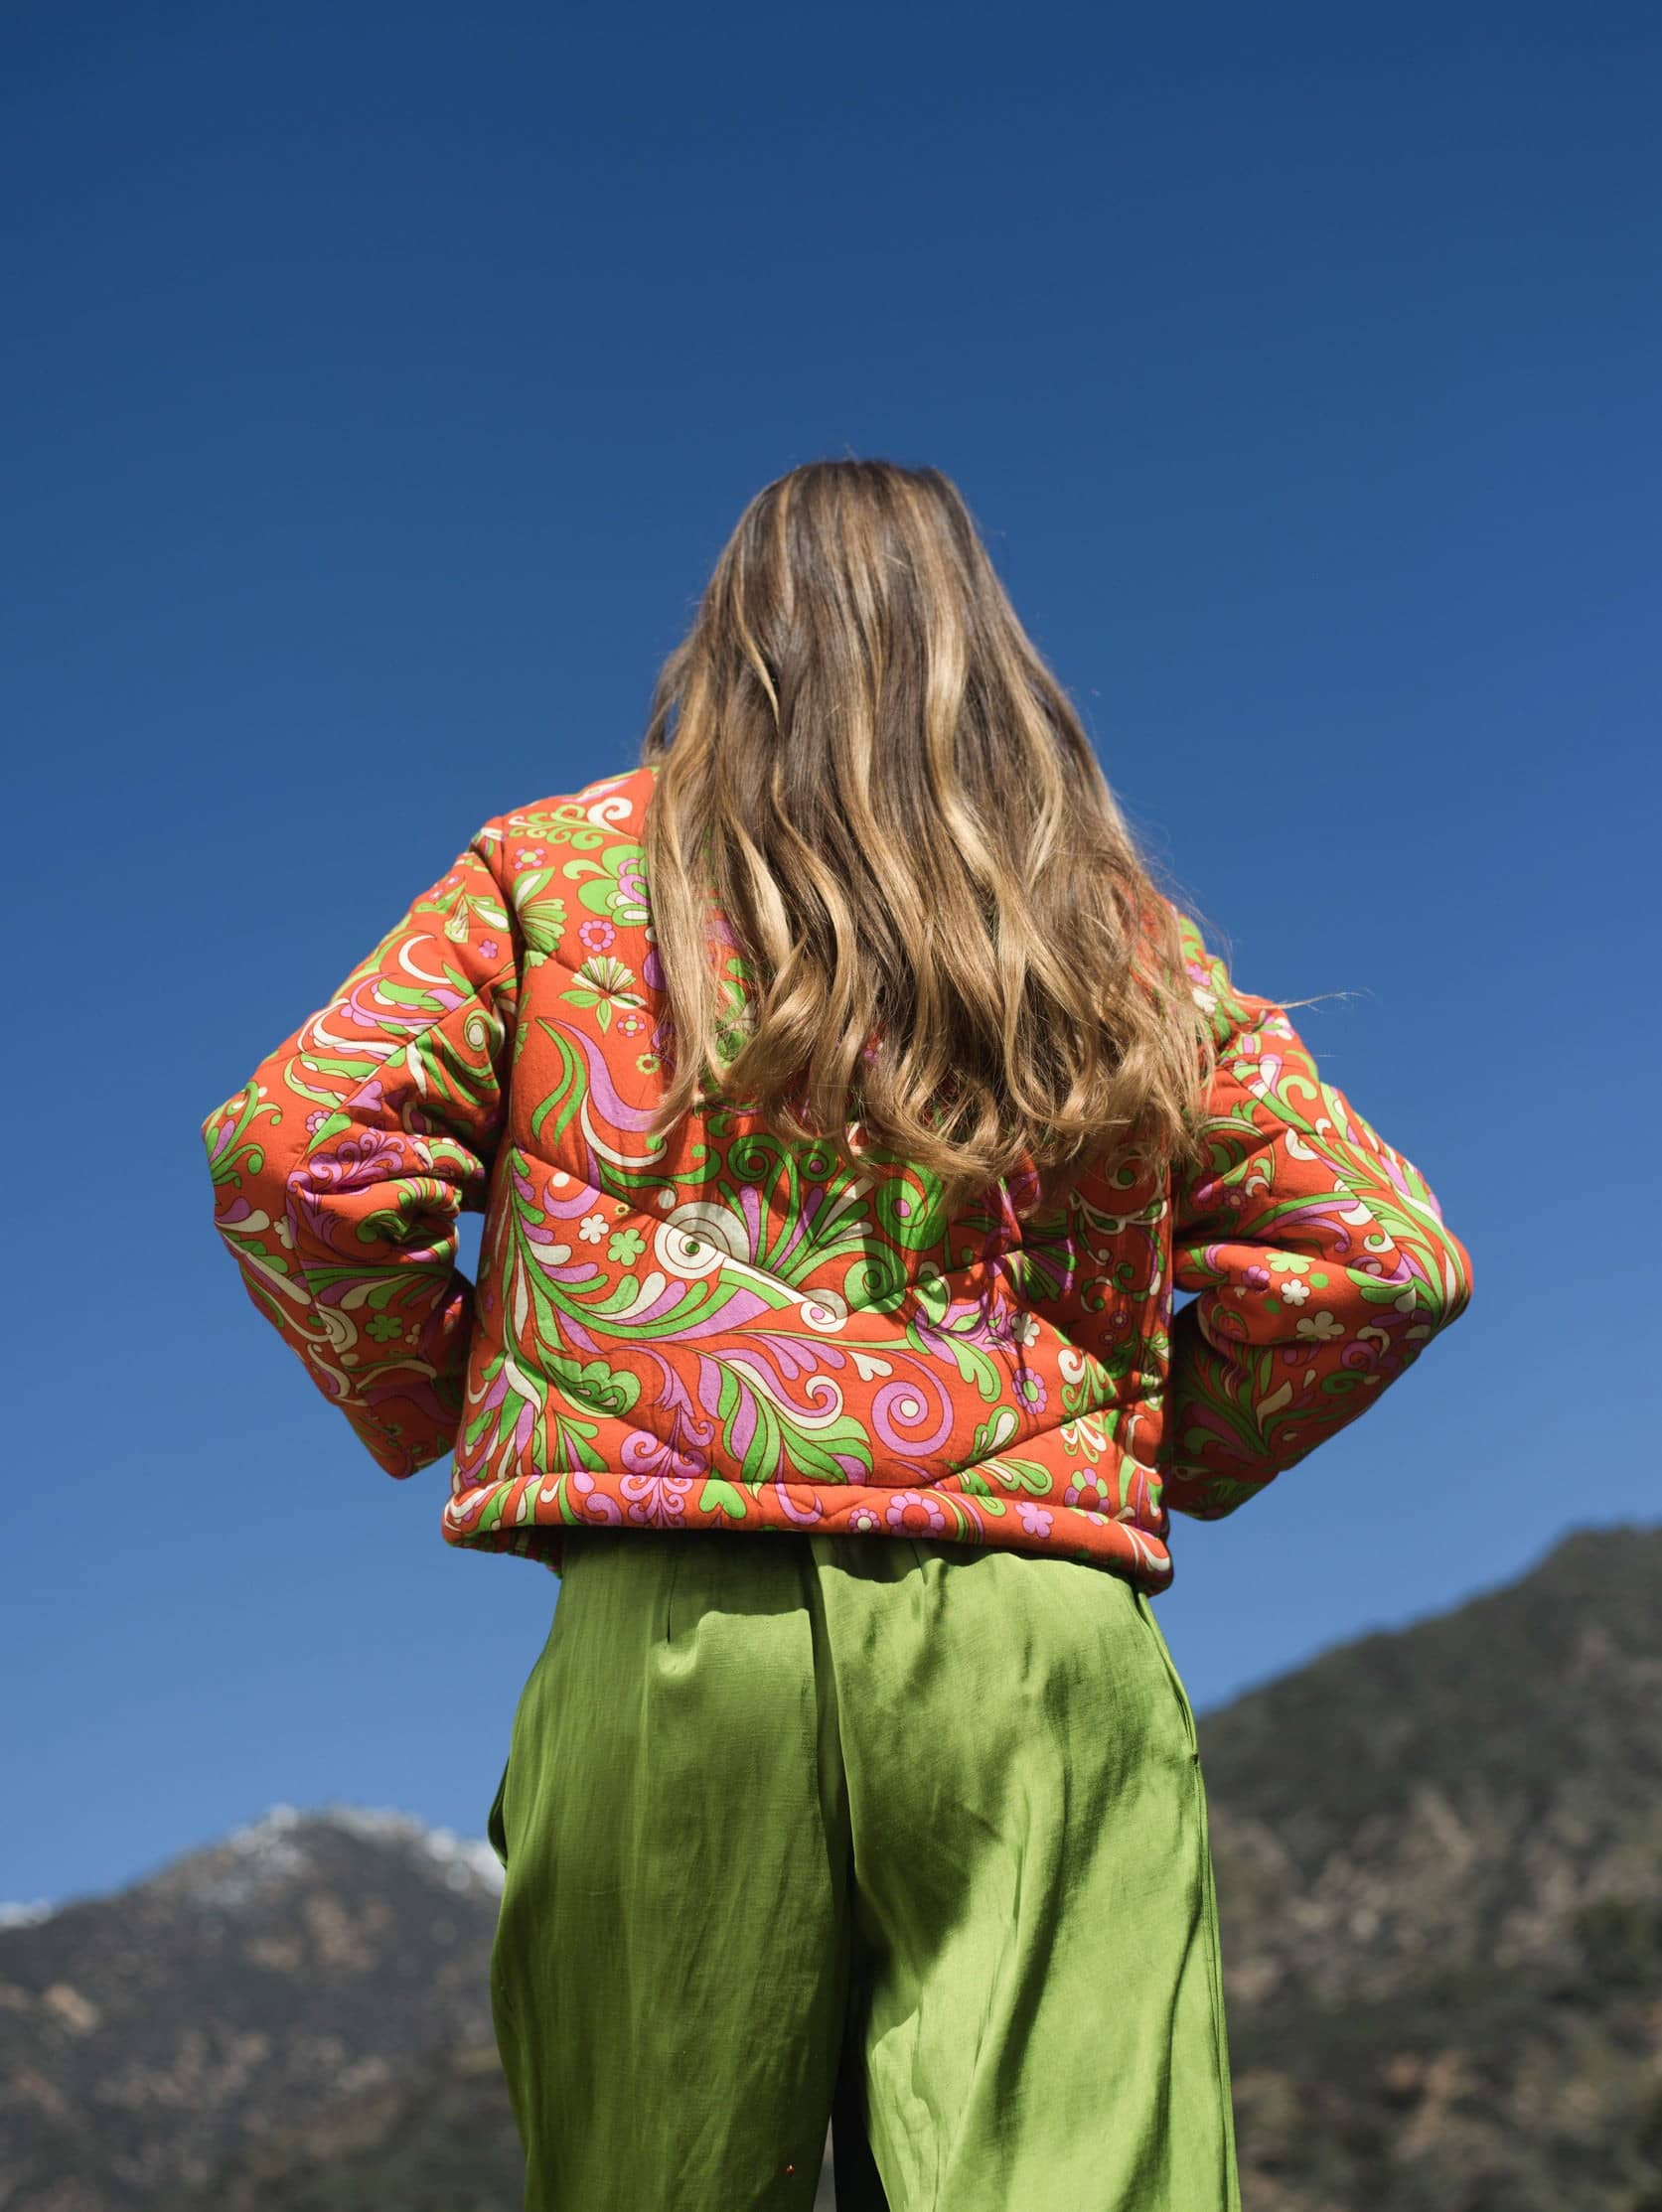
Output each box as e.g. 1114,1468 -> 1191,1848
5,2 -> 1657,1909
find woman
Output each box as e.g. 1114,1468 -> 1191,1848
201,458 -> 1474,2210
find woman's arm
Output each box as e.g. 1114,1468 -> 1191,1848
200,821 -> 522,1479
1161,915 -> 1475,1519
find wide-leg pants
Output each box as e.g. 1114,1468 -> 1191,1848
485,1526 -> 1241,2212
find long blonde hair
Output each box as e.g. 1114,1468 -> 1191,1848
638,458 -> 1219,1224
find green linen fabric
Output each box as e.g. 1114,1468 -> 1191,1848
487,1528 -> 1241,2211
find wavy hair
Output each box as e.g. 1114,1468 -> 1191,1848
638,458 -> 1220,1225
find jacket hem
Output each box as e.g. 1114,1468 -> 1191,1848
438,1473 -> 1176,1591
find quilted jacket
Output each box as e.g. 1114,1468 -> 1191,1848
200,761 -> 1474,1592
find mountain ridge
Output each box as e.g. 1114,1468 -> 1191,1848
3,1520 -> 1659,2212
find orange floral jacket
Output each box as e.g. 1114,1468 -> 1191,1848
200,762 -> 1474,1591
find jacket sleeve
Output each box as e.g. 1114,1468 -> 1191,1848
1160,913 -> 1474,1520
199,820 -> 522,1479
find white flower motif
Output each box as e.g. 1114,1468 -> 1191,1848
577,1212 -> 610,1244
1295,1309 -> 1344,1343
1279,1277 -> 1311,1305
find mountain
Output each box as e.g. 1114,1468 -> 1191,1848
1202,1520 -> 1662,2212
0,1807 -> 515,2211
1,1523 -> 1658,2212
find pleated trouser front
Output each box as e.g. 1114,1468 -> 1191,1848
485,1525 -> 1241,2212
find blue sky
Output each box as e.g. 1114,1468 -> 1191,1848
5,2 -> 1657,1908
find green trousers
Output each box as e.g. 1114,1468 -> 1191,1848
486,1527 -> 1241,2211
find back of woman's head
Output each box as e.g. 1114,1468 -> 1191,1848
639,457 -> 1217,1223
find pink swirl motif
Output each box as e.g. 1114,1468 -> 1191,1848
619,1422 -> 709,1483
870,1374 -> 957,1457
568,1469 -> 624,1527
618,1474 -> 695,1527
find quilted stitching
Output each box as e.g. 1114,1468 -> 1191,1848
201,764 -> 1474,1590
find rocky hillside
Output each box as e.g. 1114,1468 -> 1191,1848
0,1808 -> 516,2211
1204,1521 -> 1662,2212
2,1523 -> 1659,2212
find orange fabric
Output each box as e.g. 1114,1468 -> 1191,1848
201,763 -> 1473,1590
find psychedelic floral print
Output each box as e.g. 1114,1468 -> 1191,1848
201,764 -> 1474,1593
